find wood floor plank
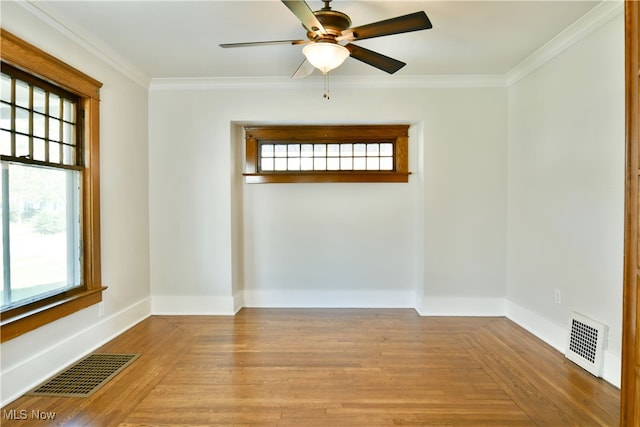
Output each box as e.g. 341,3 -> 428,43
1,309 -> 620,426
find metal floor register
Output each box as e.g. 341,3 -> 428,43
27,353 -> 140,398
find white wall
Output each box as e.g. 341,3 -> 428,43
148,85 -> 508,313
506,14 -> 625,384
420,88 -> 508,315
0,2 -> 151,405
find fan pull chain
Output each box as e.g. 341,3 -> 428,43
323,72 -> 330,100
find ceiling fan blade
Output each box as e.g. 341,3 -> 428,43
345,44 -> 406,74
292,59 -> 315,79
220,40 -> 308,48
281,0 -> 326,34
345,11 -> 432,42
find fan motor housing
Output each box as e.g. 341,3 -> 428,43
308,9 -> 351,40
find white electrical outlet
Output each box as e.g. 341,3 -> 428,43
554,289 -> 561,304
98,302 -> 105,317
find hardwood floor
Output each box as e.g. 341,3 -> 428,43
2,309 -> 620,426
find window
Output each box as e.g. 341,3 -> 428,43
1,63 -> 82,309
244,125 -> 409,183
0,30 -> 104,342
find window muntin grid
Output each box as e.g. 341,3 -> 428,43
0,63 -> 80,169
259,142 -> 395,172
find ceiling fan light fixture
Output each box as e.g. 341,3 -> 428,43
302,42 -> 349,74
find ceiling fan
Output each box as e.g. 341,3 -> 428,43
220,0 -> 432,79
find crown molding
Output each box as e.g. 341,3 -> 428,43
15,0 -> 151,89
149,74 -> 507,91
505,0 -> 623,86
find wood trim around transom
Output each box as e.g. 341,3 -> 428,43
243,125 -> 410,184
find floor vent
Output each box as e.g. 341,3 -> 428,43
27,353 -> 140,398
565,312 -> 607,377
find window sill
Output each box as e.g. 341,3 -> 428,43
244,172 -> 410,184
0,286 -> 107,342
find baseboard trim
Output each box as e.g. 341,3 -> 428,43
242,289 -> 417,308
416,297 -> 506,316
233,291 -> 245,313
151,295 -> 236,315
505,300 -> 566,352
1,297 -> 151,406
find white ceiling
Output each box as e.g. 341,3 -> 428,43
18,0 -> 604,81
